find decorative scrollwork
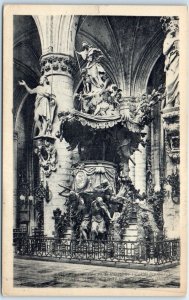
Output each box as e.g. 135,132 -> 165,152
162,107 -> 180,162
34,137 -> 57,178
165,135 -> 180,162
120,86 -> 165,128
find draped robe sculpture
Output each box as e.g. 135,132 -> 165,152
19,76 -> 56,136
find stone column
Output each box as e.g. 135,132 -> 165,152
151,104 -> 161,191
135,126 -> 149,194
129,153 -> 135,185
37,54 -> 76,237
32,15 -> 79,237
134,146 -> 146,194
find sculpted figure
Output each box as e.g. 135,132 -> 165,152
81,68 -> 91,94
67,191 -> 91,241
162,17 -> 179,108
19,76 -> 56,136
91,196 -> 112,241
78,201 -> 91,241
93,84 -> 121,116
77,42 -> 105,93
134,93 -> 149,123
76,42 -> 121,116
164,179 -> 172,202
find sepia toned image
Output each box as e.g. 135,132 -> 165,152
3,5 -> 187,297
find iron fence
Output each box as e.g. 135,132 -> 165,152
13,236 -> 180,265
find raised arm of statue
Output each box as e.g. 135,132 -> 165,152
19,76 -> 57,136
18,80 -> 37,95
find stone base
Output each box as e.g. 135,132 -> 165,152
122,223 -> 138,242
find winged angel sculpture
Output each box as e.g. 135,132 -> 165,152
75,42 -> 122,116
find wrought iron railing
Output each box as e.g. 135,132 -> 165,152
13,236 -> 180,265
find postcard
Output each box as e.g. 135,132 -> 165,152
2,4 -> 188,296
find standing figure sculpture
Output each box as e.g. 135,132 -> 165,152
79,203 -> 91,241
91,196 -> 112,241
161,17 -> 179,108
76,41 -> 121,116
68,191 -> 91,241
19,76 -> 56,136
77,42 -> 105,93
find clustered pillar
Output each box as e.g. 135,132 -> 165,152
38,53 -> 75,236
30,15 -> 79,237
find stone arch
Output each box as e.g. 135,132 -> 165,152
13,15 -> 42,228
131,28 -> 165,194
33,15 -> 79,56
132,30 -> 164,95
57,15 -> 79,55
32,16 -> 44,52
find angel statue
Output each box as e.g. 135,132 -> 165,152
75,42 -> 122,117
76,41 -> 105,94
19,76 -> 56,136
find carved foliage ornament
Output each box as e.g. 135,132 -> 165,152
120,87 -> 165,128
162,108 -> 180,162
165,134 -> 180,162
40,54 -> 76,76
34,138 -> 57,177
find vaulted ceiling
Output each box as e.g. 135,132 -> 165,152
13,14 -> 165,179
14,15 -> 42,124
13,16 -> 42,171
13,14 -> 165,127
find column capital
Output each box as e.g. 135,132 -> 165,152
40,53 -> 76,77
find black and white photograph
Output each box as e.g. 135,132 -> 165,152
2,5 -> 187,296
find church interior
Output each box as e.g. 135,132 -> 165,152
13,15 -> 180,266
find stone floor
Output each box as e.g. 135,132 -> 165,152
14,258 -> 180,288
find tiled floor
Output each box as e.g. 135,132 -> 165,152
14,258 -> 180,288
